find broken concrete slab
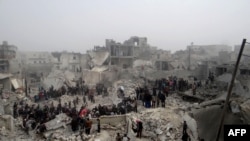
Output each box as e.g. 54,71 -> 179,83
230,101 -> 240,114
240,99 -> 250,123
82,69 -> 101,86
216,73 -> 232,83
44,113 -> 71,131
193,105 -> 242,141
43,70 -> 66,90
0,115 -> 14,132
177,91 -> 205,103
88,51 -> 109,66
43,70 -> 76,90
91,66 -> 108,72
182,113 -> 198,141
133,59 -> 153,68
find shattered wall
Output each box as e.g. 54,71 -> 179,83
80,54 -> 90,69
193,105 -> 242,141
194,63 -> 209,80
60,52 -> 82,72
111,58 -> 133,68
82,69 -> 118,87
82,70 -> 101,86
0,77 -> 11,91
87,51 -> 109,67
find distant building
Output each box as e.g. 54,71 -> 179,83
51,51 -> 89,72
187,44 -> 232,57
0,73 -> 13,91
0,41 -> 18,73
24,51 -> 54,64
106,38 -> 134,68
234,44 -> 250,64
22,51 -> 54,76
152,49 -> 172,71
59,52 -> 82,72
106,36 -> 155,68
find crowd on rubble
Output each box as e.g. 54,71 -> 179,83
135,75 -> 211,109
32,82 -> 110,103
13,84 -> 137,135
13,74 -> 214,139
136,77 -> 186,108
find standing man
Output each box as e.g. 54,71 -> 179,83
183,121 -> 187,134
85,118 -> 92,135
137,120 -> 143,138
192,83 -> 196,95
97,118 -> 100,133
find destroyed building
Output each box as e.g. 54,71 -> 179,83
186,44 -> 232,57
235,44 -> 250,64
0,37 -> 250,141
0,41 -> 18,73
23,51 -> 54,73
52,51 -> 89,71
107,39 -> 135,68
0,73 -> 12,92
153,50 -> 173,71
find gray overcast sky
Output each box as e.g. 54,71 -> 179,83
0,0 -> 250,53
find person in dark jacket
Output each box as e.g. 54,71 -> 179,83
97,118 -> 100,133
158,91 -> 166,107
71,116 -> 79,132
137,121 -> 143,138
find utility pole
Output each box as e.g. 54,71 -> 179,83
215,39 -> 247,141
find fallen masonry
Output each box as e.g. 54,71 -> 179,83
1,38 -> 250,141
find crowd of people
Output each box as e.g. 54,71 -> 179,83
135,77 -> 196,108
13,74 -> 211,140
14,83 -> 137,136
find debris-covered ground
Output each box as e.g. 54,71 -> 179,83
0,67 -> 250,141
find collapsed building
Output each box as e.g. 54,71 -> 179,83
0,38 -> 250,141
0,41 -> 18,73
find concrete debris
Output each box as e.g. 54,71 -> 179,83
82,69 -> 101,86
133,59 -> 153,68
230,101 -> 240,113
4,37 -> 250,141
10,78 -> 23,89
0,115 -> 14,132
232,81 -> 250,98
193,104 -> 243,141
91,66 -> 108,72
0,73 -> 12,79
128,105 -> 197,141
45,113 -> 71,131
240,99 -> 250,123
88,51 -> 109,66
216,73 -> 232,83
43,70 -> 76,90
199,93 -> 226,107
182,113 -> 198,141
155,128 -> 163,135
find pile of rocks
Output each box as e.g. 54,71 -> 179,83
114,79 -> 145,98
129,108 -> 183,141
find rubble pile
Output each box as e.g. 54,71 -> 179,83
240,99 -> 250,123
131,108 -> 183,140
128,95 -> 198,141
47,131 -> 90,141
113,79 -> 145,98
